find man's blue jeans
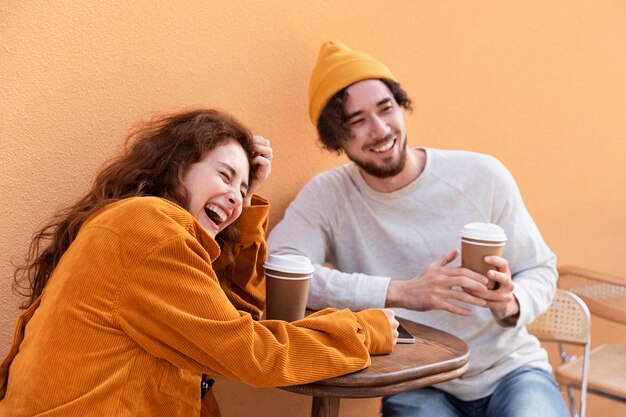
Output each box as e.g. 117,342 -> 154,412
381,366 -> 570,417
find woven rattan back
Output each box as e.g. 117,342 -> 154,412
558,266 -> 626,325
527,289 -> 591,345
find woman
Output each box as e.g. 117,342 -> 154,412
0,109 -> 398,417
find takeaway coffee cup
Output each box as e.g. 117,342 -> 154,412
263,254 -> 314,321
461,223 -> 507,290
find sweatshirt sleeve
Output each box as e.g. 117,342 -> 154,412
268,176 -> 391,311
116,232 -> 393,388
487,158 -> 557,327
212,194 -> 269,320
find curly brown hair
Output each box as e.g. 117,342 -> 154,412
13,108 -> 256,308
316,79 -> 413,152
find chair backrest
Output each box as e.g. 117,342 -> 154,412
527,288 -> 591,417
527,289 -> 591,345
557,265 -> 626,325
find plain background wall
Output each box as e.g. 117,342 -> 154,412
1,2 -> 625,416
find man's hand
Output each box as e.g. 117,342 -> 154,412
481,256 -> 520,321
386,249 -> 489,316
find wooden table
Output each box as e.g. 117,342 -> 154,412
281,317 -> 469,417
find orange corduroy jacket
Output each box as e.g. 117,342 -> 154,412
0,196 -> 392,416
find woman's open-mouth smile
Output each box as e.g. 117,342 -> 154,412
204,202 -> 229,229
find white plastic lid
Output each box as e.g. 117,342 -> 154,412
264,272 -> 312,280
460,222 -> 507,242
264,254 -> 315,274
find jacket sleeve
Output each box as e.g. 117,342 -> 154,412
116,230 -> 393,388
212,194 -> 269,320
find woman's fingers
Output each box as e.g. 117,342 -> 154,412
252,135 -> 273,161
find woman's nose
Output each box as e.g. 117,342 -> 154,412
228,190 -> 242,207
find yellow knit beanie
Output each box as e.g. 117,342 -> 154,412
308,40 -> 397,125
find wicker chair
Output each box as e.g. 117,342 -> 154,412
527,289 -> 591,417
556,266 -> 626,404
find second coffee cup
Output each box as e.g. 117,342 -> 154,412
460,222 -> 507,290
263,254 -> 314,322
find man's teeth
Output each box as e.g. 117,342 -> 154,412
372,138 -> 395,153
205,203 -> 227,223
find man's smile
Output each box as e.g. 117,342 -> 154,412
369,136 -> 396,154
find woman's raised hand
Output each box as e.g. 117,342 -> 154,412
245,135 -> 273,204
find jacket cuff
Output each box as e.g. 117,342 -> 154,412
354,309 -> 393,355
236,195 -> 270,242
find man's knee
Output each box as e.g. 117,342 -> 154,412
382,388 -> 459,417
488,367 -> 568,417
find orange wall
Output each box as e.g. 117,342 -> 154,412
1,2 -> 625,416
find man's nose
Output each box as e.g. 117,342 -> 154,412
370,115 -> 390,138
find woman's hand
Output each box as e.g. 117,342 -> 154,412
380,308 -> 399,345
244,135 -> 273,205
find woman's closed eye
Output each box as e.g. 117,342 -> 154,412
220,171 -> 247,199
219,171 -> 231,183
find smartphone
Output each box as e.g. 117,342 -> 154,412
397,323 -> 415,344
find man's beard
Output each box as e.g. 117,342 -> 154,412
349,138 -> 408,178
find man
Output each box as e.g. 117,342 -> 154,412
268,40 -> 568,417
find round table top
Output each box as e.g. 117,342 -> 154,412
281,317 -> 469,399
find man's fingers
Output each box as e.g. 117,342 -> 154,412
436,249 -> 459,267
484,256 -> 509,273
449,288 -> 487,307
441,301 -> 473,316
450,275 -> 489,294
443,267 -> 489,285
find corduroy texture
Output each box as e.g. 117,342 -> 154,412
308,40 -> 397,125
0,196 -> 392,417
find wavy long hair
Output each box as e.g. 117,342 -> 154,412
13,108 -> 256,308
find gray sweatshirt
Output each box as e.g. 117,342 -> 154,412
268,147 -> 556,401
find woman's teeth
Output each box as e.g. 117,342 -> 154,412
204,203 -> 227,224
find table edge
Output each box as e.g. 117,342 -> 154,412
281,361 -> 470,399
